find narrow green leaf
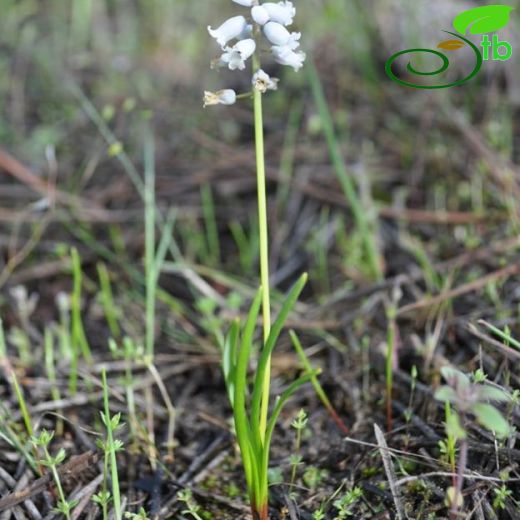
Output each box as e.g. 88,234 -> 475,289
290,330 -> 327,402
153,208 -> 177,281
233,288 -> 262,495
222,319 -> 240,406
291,330 -> 350,433
251,273 -> 307,435
478,320 -> 520,352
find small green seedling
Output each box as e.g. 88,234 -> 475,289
493,484 -> 513,510
303,466 -> 329,492
333,486 -> 363,519
290,409 -> 308,486
98,369 -> 125,520
312,506 -> 326,520
435,366 -> 511,517
124,507 -> 151,520
31,430 -> 78,520
435,366 -> 511,437
177,489 -> 204,520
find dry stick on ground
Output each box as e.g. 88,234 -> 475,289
373,424 -> 405,520
396,263 -> 520,317
70,474 -> 104,520
0,467 -> 40,520
0,451 -> 100,512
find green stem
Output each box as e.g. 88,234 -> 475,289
252,52 -> 271,442
102,369 -> 122,520
45,447 -> 72,520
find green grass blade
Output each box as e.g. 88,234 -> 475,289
71,247 -> 92,363
307,60 -> 382,281
478,320 -> 520,351
97,262 -> 121,339
101,369 -> 122,520
11,371 -> 33,438
144,129 -> 156,359
0,402 -> 37,472
153,207 -> 177,281
201,183 -> 220,265
290,330 -> 349,434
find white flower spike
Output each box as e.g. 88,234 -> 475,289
220,38 -> 256,70
203,89 -> 237,107
208,16 -> 247,48
204,0 -> 304,107
252,69 -> 279,93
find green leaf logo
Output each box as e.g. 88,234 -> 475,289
453,5 -> 514,35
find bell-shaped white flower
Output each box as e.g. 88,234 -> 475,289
204,89 -> 237,107
220,38 -> 256,70
263,21 -> 300,47
252,69 -> 279,93
262,2 -> 295,26
208,16 -> 247,48
272,46 -> 306,71
251,6 -> 270,26
232,0 -> 257,5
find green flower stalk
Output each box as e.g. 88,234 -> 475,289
252,51 -> 272,439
